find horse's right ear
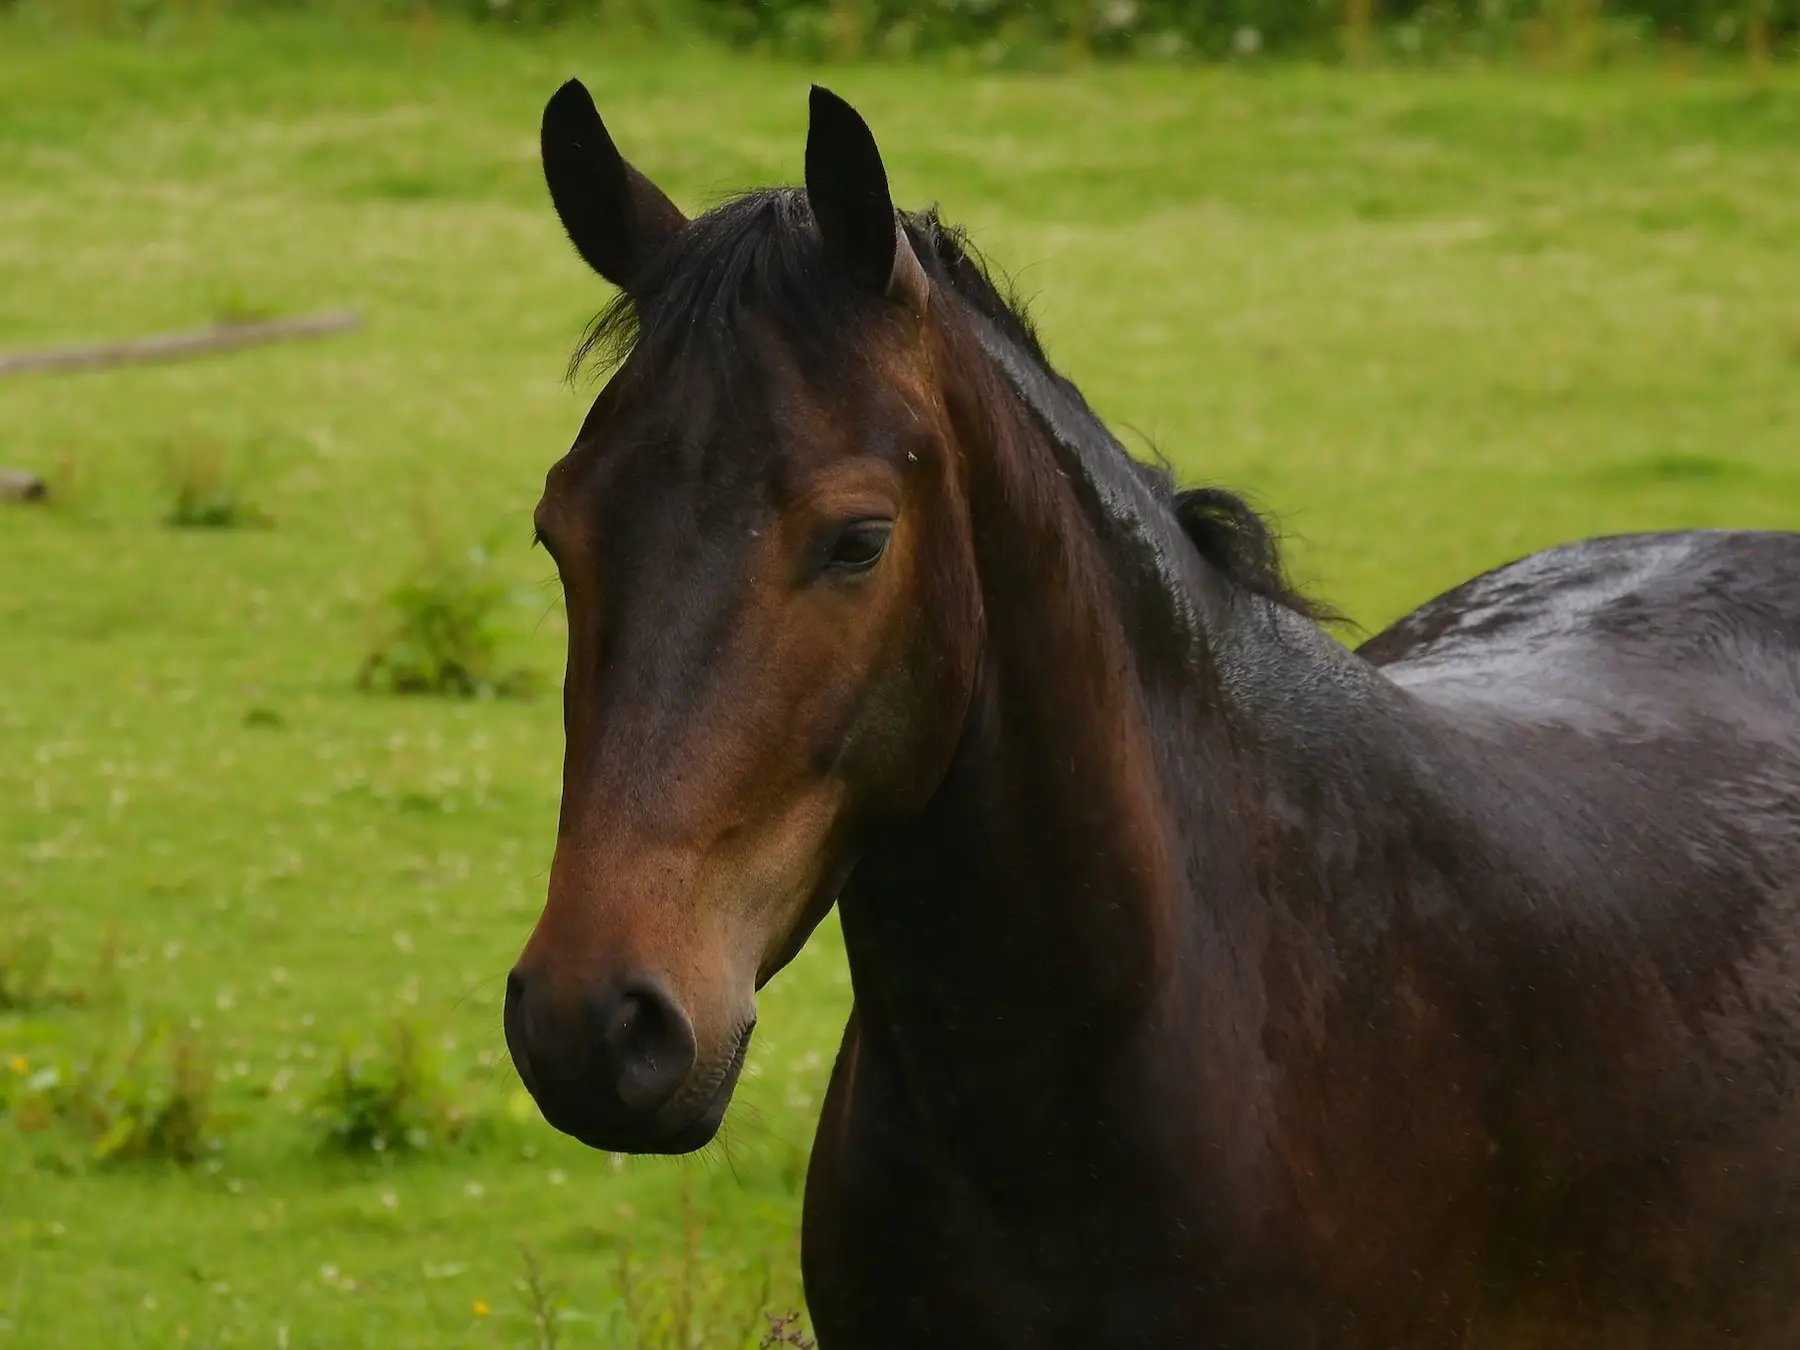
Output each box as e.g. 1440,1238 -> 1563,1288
540,79 -> 687,295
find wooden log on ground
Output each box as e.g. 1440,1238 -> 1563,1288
1,469 -> 49,503
0,311 -> 360,378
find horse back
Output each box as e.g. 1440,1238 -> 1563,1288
1318,529 -> 1800,1345
1358,530 -> 1800,709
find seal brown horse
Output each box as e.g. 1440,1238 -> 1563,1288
503,82 -> 1800,1348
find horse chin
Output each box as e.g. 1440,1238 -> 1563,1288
606,1105 -> 728,1157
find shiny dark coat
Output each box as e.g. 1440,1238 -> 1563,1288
519,79 -> 1800,1350
807,525 -> 1800,1348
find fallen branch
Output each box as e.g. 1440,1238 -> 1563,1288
1,469 -> 48,503
0,310 -> 360,377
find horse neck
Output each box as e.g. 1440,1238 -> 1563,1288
835,314 -> 1274,1151
834,304 -> 1438,1178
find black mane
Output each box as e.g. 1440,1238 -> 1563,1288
573,188 -> 1332,623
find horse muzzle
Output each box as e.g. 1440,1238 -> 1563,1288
503,964 -> 750,1154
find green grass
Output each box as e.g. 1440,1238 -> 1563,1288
2,14 -> 1798,1347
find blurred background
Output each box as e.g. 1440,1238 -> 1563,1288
1,1 -> 1796,1345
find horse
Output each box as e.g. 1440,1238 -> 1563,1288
502,80 -> 1800,1348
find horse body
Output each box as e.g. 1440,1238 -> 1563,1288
510,80 -> 1800,1349
808,528 -> 1800,1348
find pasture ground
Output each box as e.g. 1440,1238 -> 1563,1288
2,15 -> 1798,1346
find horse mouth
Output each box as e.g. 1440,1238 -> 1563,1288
572,1019 -> 755,1157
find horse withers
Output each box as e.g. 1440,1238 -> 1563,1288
502,81 -> 1800,1349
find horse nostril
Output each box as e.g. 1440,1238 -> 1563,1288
594,979 -> 697,1115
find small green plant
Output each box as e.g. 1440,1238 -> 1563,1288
516,1244 -> 567,1350
9,1025 -> 227,1164
1,1050 -> 44,1123
210,285 -> 273,325
43,446 -> 91,514
159,437 -> 270,529
0,923 -> 55,1012
85,1030 -> 218,1163
760,1313 -> 818,1348
604,1183 -> 784,1349
0,922 -> 117,1012
311,1017 -> 471,1154
357,516 -> 535,698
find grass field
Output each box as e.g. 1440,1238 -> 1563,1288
2,14 -> 1799,1346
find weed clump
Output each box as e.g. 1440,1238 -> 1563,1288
312,1017 -> 472,1155
516,1244 -> 567,1350
497,1225 -> 804,1350
0,923 -> 119,1013
598,1183 -> 792,1349
357,519 -> 536,698
761,1313 -> 818,1347
0,1052 -> 41,1121
0,923 -> 56,1012
6,1025 -> 226,1165
159,438 -> 270,529
83,1031 -> 219,1163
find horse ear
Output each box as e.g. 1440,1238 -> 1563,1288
540,79 -> 687,295
805,86 -> 929,315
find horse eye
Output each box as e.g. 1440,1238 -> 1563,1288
823,520 -> 893,574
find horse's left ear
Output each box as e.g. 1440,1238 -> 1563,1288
805,86 -> 929,315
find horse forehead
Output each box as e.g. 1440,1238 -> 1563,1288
545,326 -> 900,551
618,403 -> 874,518
544,415 -> 747,539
